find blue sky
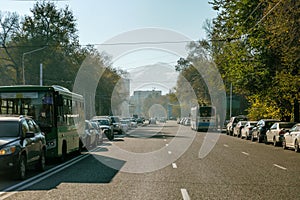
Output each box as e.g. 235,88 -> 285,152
1,0 -> 217,93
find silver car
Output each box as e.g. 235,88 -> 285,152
241,121 -> 257,140
282,123 -> 300,152
265,122 -> 296,146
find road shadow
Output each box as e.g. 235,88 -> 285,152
11,154 -> 125,191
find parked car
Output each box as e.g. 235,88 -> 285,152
251,119 -> 280,143
282,123 -> 300,152
130,118 -> 138,127
120,119 -> 130,133
149,118 -> 157,124
90,121 -> 103,144
91,117 -> 114,141
233,121 -> 247,137
265,122 -> 296,146
226,115 -> 248,136
184,118 -> 191,126
0,115 -> 47,180
83,120 -> 100,149
241,121 -> 257,140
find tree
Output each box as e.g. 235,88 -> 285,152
0,11 -> 21,84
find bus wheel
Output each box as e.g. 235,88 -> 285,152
60,142 -> 67,162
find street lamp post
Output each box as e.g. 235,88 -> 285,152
22,46 -> 47,85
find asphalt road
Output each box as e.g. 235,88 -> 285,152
1,121 -> 299,200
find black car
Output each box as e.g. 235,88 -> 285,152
0,115 -> 47,180
251,119 -> 280,143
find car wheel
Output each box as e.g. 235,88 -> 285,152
273,137 -> 278,147
257,134 -> 261,143
93,135 -> 99,147
15,154 -> 26,180
105,130 -> 114,141
282,138 -> 287,150
294,140 -> 300,153
264,136 -> 268,144
36,149 -> 46,171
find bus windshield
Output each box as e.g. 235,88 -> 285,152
0,91 -> 54,127
199,107 -> 215,117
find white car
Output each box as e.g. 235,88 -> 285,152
282,123 -> 300,152
241,121 -> 257,140
265,122 -> 296,146
120,120 -> 130,133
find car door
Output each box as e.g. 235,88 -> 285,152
267,123 -> 277,142
290,125 -> 300,147
26,119 -> 40,162
286,125 -> 297,147
21,119 -> 35,163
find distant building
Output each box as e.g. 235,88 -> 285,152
130,90 -> 162,117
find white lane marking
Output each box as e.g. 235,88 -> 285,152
168,151 -> 172,154
273,164 -> 287,170
164,139 -> 167,142
242,152 -> 249,156
224,144 -> 229,147
181,188 -> 191,200
165,143 -> 169,147
172,163 -> 177,169
0,152 -> 90,199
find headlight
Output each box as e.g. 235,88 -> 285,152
0,146 -> 16,155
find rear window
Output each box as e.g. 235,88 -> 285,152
279,123 -> 296,129
0,121 -> 20,137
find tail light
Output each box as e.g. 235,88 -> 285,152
279,130 -> 285,135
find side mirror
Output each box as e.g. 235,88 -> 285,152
25,132 -> 35,138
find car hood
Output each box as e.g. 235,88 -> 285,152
0,137 -> 19,146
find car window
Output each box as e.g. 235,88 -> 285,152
270,123 -> 277,130
27,119 -> 38,133
0,121 -> 20,137
21,120 -> 30,135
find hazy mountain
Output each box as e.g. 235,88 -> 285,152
128,62 -> 179,95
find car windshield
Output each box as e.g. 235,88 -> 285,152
0,121 -> 19,137
98,119 -> 109,125
279,123 -> 295,129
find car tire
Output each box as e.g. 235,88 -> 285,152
251,134 -> 255,142
273,138 -> 278,147
15,154 -> 26,180
93,135 -> 99,147
264,136 -> 268,144
105,130 -> 114,141
295,140 -> 300,153
257,134 -> 262,143
36,149 -> 46,172
282,139 -> 287,150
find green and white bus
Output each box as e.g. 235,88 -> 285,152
0,85 -> 85,160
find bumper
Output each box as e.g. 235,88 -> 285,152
0,154 -> 18,172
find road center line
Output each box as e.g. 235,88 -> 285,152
181,188 -> 191,200
165,143 -> 169,146
172,163 -> 177,168
168,151 -> 172,154
242,152 -> 249,156
273,164 -> 287,170
224,144 -> 229,147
